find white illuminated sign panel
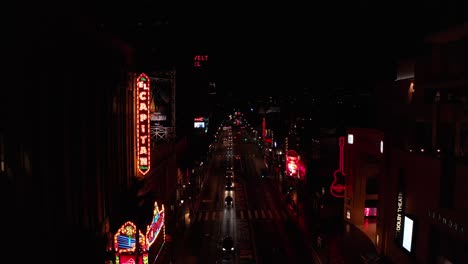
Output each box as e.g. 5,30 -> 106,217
402,216 -> 414,252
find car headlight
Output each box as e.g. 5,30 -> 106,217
231,247 -> 234,251
222,248 -> 226,251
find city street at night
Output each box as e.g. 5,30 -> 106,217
168,125 -> 318,264
6,2 -> 468,264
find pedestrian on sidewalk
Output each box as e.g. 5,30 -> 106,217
317,235 -> 323,249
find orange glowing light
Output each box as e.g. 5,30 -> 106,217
136,73 -> 151,175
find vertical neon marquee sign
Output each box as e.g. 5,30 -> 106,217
330,136 -> 346,198
136,73 -> 151,175
262,117 -> 266,138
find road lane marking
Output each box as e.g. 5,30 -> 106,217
212,211 -> 216,221
254,210 -> 258,219
248,210 -> 252,219
261,210 -> 266,219
204,212 -> 209,221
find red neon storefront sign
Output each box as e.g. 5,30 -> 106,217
285,150 -> 299,177
136,73 -> 151,175
330,137 -> 346,198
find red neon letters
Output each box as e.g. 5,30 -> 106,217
330,137 -> 346,198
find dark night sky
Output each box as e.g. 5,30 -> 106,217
12,0 -> 468,97
85,1 -> 466,94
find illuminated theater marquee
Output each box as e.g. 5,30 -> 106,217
136,73 -> 151,175
146,202 -> 165,249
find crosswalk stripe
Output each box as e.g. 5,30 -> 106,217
193,209 -> 289,222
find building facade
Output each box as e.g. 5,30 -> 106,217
346,22 -> 468,264
3,10 -> 193,263
3,11 -> 138,262
344,128 -> 383,243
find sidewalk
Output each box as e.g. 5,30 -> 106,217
159,175 -> 207,264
